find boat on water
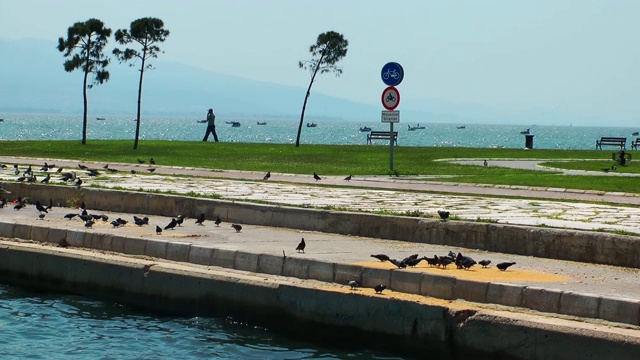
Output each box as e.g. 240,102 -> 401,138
457,125 -> 466,129
197,120 -> 207,123
633,131 -> 639,136
96,117 -> 106,120
229,121 -> 240,127
408,124 -> 425,131
520,128 -> 531,135
0,118 -> 4,122
359,126 -> 372,132
307,122 -> 317,128
257,121 -> 267,125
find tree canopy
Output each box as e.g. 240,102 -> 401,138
295,31 -> 349,147
113,17 -> 170,150
57,18 -> 112,144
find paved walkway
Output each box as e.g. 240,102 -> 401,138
1,156 -> 639,235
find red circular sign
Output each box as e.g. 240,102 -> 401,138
381,86 -> 400,111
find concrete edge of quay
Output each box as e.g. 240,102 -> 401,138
1,240 -> 640,360
4,182 -> 640,269
2,220 -> 639,328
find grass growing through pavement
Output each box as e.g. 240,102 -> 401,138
1,140 -> 638,193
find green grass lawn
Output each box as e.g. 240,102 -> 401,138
1,140 -> 638,193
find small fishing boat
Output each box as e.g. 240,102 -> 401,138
196,120 -> 207,123
230,121 -> 241,127
359,126 -> 372,132
257,121 -> 267,125
520,128 -> 530,135
306,122 -> 317,128
457,125 -> 466,129
96,117 -> 106,120
408,124 -> 425,131
632,131 -> 639,136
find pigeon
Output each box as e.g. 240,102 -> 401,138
497,262 -> 517,271
164,218 -> 178,230
438,210 -> 450,220
78,213 -> 93,222
478,260 -> 491,268
215,216 -> 222,227
150,158 -> 156,165
75,178 -> 83,188
45,199 -> 53,210
40,174 -> 50,183
231,224 -> 242,232
455,252 -> 475,269
370,254 -> 390,262
35,201 -> 48,213
483,160 -> 488,166
313,172 -> 321,181
176,215 -> 184,226
80,201 -> 86,211
295,238 -> 306,253
137,159 -> 145,164
438,256 -> 454,268
389,259 -> 407,269
459,258 -> 477,270
100,214 -> 109,222
402,254 -> 419,263
78,164 -> 88,170
263,171 -> 271,180
64,213 -> 78,220
87,169 -> 100,177
103,164 -> 109,169
38,213 -> 46,220
84,219 -> 95,228
405,257 -> 424,267
147,168 -> 156,173
374,284 -> 387,294
344,175 -> 352,181
155,225 -> 162,235
195,213 -> 205,226
131,170 -> 137,174
134,216 -> 149,226
348,280 -> 360,290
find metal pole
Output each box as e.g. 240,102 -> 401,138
389,122 -> 394,171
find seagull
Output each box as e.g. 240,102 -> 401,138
478,260 -> 491,268
374,284 -> 387,294
164,218 -> 178,230
370,254 -> 390,262
437,210 -> 450,221
195,213 -> 205,226
343,175 -> 352,181
231,224 -> 242,232
263,171 -> 270,180
313,172 -> 321,181
215,216 -> 222,227
155,225 -> 162,235
497,262 -> 517,271
348,280 -> 360,290
295,238 -> 306,253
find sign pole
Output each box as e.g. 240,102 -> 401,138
389,122 -> 394,171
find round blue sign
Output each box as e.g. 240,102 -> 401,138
381,62 -> 404,86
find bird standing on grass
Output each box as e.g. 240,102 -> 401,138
296,238 -> 306,253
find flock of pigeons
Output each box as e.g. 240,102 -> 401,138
262,171 -> 353,182
369,251 -> 516,272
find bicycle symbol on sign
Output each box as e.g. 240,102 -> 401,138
385,93 -> 396,103
382,68 -> 399,80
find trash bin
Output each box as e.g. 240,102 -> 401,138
524,134 -> 534,149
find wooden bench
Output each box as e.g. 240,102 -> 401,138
367,131 -> 398,145
596,137 -> 626,150
632,138 -> 640,150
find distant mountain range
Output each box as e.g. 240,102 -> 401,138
0,38 -> 600,126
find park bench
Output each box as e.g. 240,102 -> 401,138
367,131 -> 398,145
632,138 -> 640,151
595,137 -> 626,150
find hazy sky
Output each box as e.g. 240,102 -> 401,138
1,0 -> 639,125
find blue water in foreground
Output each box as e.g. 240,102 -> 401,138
0,283 -> 406,359
1,113 -> 638,149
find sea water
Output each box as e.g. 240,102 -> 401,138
0,282 -> 407,359
1,113 -> 638,150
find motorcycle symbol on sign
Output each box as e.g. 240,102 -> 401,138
385,93 -> 396,103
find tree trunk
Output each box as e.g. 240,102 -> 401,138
133,51 -> 146,150
295,52 -> 325,148
82,42 -> 91,145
